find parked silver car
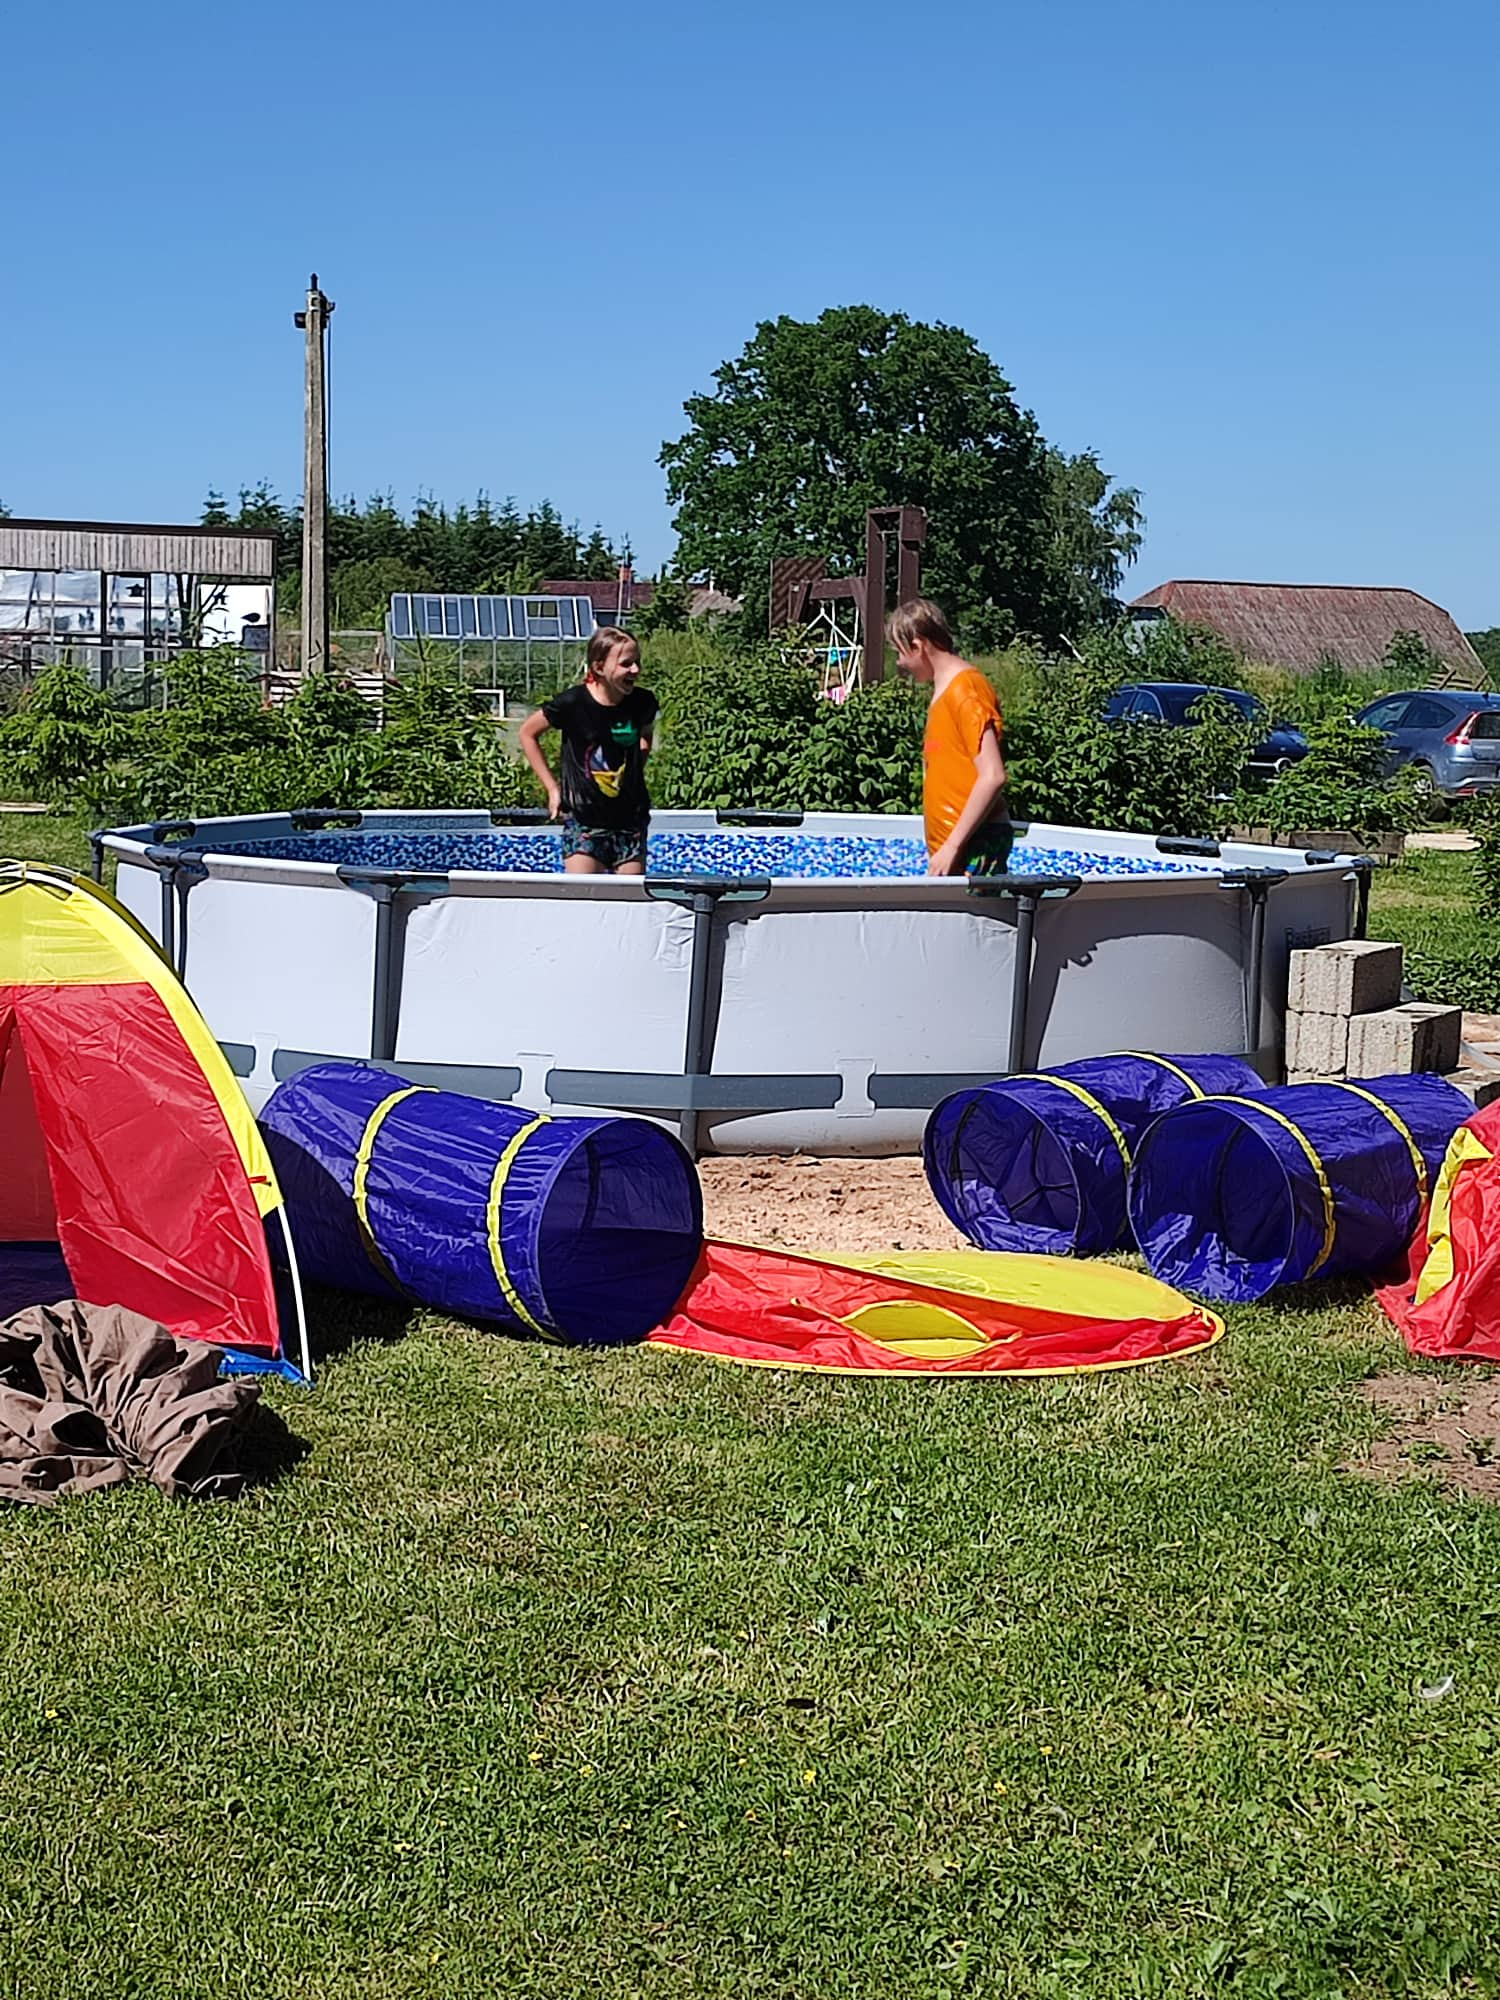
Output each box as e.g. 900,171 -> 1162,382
1354,689 -> 1500,801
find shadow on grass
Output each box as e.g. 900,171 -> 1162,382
302,1284 -> 415,1366
234,1400 -> 315,1490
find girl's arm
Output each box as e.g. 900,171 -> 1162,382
927,726 -> 1007,877
518,710 -> 562,818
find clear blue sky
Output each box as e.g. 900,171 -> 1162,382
5,0 -> 1496,623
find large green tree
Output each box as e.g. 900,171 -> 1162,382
660,306 -> 1141,647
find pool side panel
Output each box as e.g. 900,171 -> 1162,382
101,818 -> 1358,1152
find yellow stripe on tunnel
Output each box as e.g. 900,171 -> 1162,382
486,1115 -> 552,1338
1197,1094 -> 1339,1277
1120,1052 -> 1206,1097
353,1085 -> 430,1290
1026,1074 -> 1133,1171
1328,1081 -> 1428,1201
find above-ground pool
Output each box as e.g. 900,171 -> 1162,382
100,808 -> 1364,1155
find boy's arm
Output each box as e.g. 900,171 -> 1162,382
518,709 -> 562,818
928,726 -> 1007,877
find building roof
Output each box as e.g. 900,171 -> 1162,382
0,517 -> 276,580
539,578 -> 655,616
1129,580 -> 1485,678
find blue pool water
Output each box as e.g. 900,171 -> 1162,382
194,829 -> 1211,880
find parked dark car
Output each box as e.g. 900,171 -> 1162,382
1352,689 -> 1500,800
1103,683 -> 1309,776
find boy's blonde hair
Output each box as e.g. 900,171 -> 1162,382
887,598 -> 955,655
586,625 -> 638,675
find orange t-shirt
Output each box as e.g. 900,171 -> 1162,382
923,668 -> 1005,853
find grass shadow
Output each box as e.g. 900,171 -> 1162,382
303,1284 -> 415,1365
233,1399 -> 314,1490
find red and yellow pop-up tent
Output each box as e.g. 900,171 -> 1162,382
0,862 -> 303,1373
1381,1099 -> 1500,1363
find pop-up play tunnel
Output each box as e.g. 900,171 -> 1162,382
1128,1073 -> 1472,1303
924,1052 -> 1262,1256
260,1062 -> 704,1344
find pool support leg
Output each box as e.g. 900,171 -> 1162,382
1350,856 -> 1375,940
645,875 -> 773,1158
681,887 -> 717,1157
140,842 -> 208,982
1218,867 -> 1289,1070
371,888 -> 398,1061
337,867 -> 454,1064
967,873 -> 1082,1073
1008,892 -> 1038,1071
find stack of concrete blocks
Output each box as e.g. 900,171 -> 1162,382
1285,941 -> 1499,1107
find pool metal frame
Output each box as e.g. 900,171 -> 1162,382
96,807 -> 1373,1159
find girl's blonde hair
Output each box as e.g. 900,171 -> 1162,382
886,598 -> 955,654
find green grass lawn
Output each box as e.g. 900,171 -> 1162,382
3,815 -> 1499,1998
1365,848 -> 1485,961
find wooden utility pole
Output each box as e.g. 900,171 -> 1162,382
294,274 -> 334,673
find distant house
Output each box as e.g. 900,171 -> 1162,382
538,571 -> 738,628
1128,580 -> 1486,685
539,574 -> 655,625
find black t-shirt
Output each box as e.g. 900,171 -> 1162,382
541,682 -> 658,829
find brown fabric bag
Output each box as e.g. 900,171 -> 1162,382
0,1301 -> 261,1506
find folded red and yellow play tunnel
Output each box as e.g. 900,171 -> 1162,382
924,1052 -> 1261,1256
1129,1074 -> 1472,1303
651,1241 -> 1222,1376
1380,1099 -> 1500,1361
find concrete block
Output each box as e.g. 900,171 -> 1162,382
1286,940 -> 1404,1018
1288,1069 -> 1343,1087
1285,1010 -> 1348,1078
1346,1003 -> 1464,1079
1444,1067 -> 1500,1110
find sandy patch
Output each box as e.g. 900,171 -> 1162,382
1349,1374 -> 1500,1500
697,1155 -> 967,1257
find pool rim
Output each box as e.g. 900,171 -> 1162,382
95,805 -> 1362,901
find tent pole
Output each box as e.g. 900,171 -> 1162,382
273,1205 -> 314,1385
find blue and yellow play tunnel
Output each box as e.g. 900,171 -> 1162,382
1128,1073 -> 1472,1302
260,1062 -> 704,1344
924,1052 -> 1261,1257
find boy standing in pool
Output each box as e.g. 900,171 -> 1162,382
519,627 -> 658,875
888,598 -> 1012,877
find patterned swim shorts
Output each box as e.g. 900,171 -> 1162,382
963,819 -> 1015,877
561,819 -> 649,871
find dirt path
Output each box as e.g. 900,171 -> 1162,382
697,1155 -> 967,1256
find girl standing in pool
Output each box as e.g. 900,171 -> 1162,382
888,599 -> 1012,878
519,627 -> 659,875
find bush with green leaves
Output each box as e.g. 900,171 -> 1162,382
795,677 -> 926,814
65,656 -> 538,826
1085,616 -> 1249,693
1228,717 -> 1426,839
1471,794 -> 1500,915
649,645 -> 818,811
0,661 -> 130,805
1005,656 -> 1252,836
